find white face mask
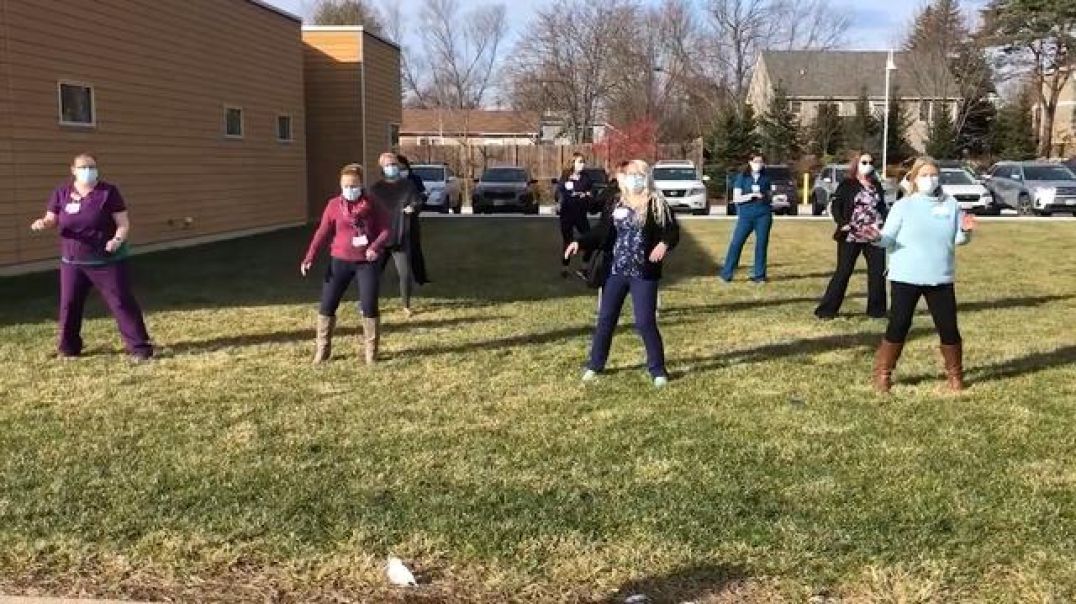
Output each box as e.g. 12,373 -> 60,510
74,166 -> 98,185
625,173 -> 647,194
916,175 -> 940,195
858,162 -> 875,176
750,162 -> 763,173
342,185 -> 363,201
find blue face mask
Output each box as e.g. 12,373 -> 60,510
383,165 -> 400,180
342,185 -> 363,201
75,167 -> 98,185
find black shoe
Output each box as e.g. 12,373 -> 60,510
815,313 -> 836,321
560,269 -> 570,279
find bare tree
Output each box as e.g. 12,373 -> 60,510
770,0 -> 850,50
505,0 -> 634,143
416,0 -> 507,110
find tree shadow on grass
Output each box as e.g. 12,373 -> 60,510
164,315 -> 507,355
599,563 -> 751,604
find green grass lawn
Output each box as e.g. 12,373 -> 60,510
1,218 -> 1074,603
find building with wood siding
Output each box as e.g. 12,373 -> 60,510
0,3 -> 403,274
302,26 -> 402,216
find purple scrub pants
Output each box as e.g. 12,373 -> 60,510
58,261 -> 152,358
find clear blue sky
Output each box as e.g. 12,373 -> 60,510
265,0 -> 989,51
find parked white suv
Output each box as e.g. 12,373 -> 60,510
939,168 -> 996,215
651,160 -> 710,215
413,164 -> 463,214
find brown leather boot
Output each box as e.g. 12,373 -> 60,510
313,315 -> 335,364
872,339 -> 904,394
362,317 -> 380,365
939,343 -> 964,392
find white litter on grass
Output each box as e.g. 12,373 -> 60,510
386,556 -> 418,586
624,595 -> 649,604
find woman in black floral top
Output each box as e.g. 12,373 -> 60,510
815,150 -> 888,320
565,159 -> 680,388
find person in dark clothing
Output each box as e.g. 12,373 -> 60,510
369,152 -> 424,317
565,159 -> 680,388
814,151 -> 888,320
720,153 -> 774,282
397,154 -> 431,285
557,152 -> 594,277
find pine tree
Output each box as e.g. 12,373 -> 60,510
992,87 -> 1037,160
883,87 -> 915,166
809,100 -> 843,158
844,86 -> 881,153
707,104 -> 760,172
926,103 -> 958,159
757,84 -> 801,163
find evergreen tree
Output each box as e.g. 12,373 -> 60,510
926,103 -> 958,159
992,88 -> 1037,160
757,84 -> 801,163
707,104 -> 760,172
809,100 -> 843,158
844,86 -> 881,153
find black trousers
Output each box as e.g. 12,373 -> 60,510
560,205 -> 591,266
320,258 -> 381,318
815,240 -> 887,318
885,281 -> 961,345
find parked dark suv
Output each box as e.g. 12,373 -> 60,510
472,167 -> 540,214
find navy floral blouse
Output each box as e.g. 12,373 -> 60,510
611,204 -> 646,278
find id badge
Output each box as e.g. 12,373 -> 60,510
352,235 -> 369,247
64,202 -> 81,214
931,205 -> 951,218
612,207 -> 630,220
565,181 -> 575,191
751,184 -> 761,193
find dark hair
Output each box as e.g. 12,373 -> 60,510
742,152 -> 765,176
846,150 -> 875,183
396,154 -> 412,169
72,152 -> 98,165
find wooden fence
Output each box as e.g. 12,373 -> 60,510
399,140 -> 705,184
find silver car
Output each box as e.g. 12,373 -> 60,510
413,164 -> 463,214
985,161 -> 1076,216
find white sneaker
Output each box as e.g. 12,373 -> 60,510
582,369 -> 599,383
653,376 -> 669,388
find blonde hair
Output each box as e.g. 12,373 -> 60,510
905,156 -> 940,194
72,152 -> 97,166
618,159 -> 673,227
340,163 -> 365,180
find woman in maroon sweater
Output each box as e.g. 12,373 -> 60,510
302,164 -> 390,365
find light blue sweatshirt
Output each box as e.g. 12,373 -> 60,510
875,193 -> 970,285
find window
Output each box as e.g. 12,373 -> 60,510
58,81 -> 95,127
224,106 -> 244,138
276,114 -> 293,142
388,123 -> 400,149
788,100 -> 802,115
919,100 -> 929,122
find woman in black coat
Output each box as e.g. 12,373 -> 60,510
814,150 -> 888,319
565,159 -> 680,387
397,155 -> 430,286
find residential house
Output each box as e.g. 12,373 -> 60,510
400,110 -> 540,146
1034,69 -> 1076,158
747,50 -> 961,153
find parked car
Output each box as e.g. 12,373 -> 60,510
810,164 -> 897,215
985,161 -> 1076,216
938,167 -> 999,215
412,163 -> 462,214
652,160 -> 710,215
472,166 -> 540,214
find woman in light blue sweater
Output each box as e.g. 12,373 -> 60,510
861,158 -> 976,393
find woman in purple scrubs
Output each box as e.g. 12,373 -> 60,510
30,153 -> 153,360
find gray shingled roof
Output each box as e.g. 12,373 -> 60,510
760,50 -> 957,99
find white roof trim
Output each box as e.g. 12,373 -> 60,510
247,0 -> 302,23
301,25 -> 401,50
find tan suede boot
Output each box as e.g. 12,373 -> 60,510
313,315 -> 336,364
872,339 -> 904,394
362,317 -> 380,365
939,343 -> 965,392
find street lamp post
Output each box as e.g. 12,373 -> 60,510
881,50 -> 897,180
